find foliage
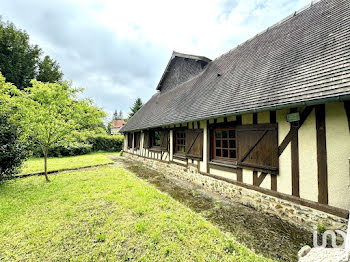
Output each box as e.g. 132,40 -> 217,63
36,55 -> 63,83
0,165 -> 270,261
32,142 -> 92,158
113,109 -> 123,120
0,18 -> 64,90
0,19 -> 41,90
0,73 -> 29,181
87,134 -> 124,152
20,152 -> 116,175
15,80 -> 106,181
128,97 -> 143,119
0,113 -> 28,181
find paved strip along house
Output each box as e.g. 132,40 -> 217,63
121,0 -> 350,231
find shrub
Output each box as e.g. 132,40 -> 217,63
88,134 -> 123,152
33,142 -> 92,157
0,113 -> 28,181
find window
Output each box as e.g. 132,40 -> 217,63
151,130 -> 161,147
134,132 -> 141,149
174,130 -> 186,154
212,127 -> 237,161
128,133 -> 133,149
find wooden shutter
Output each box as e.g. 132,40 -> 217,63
143,131 -> 150,148
160,130 -> 169,150
135,132 -> 141,149
185,129 -> 203,159
236,124 -> 278,173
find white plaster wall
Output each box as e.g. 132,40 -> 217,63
299,109 -> 318,202
243,169 -> 254,185
242,113 -> 253,125
277,108 -> 292,195
260,173 -> 271,190
210,168 -> 237,180
258,111 -> 270,124
326,102 -> 350,210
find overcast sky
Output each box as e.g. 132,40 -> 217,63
0,0 -> 311,119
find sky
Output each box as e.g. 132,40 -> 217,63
0,0 -> 311,120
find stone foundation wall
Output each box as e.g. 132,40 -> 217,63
124,152 -> 348,232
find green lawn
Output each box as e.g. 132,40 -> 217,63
0,165 -> 271,261
20,152 -> 118,175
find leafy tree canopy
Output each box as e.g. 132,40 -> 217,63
128,98 -> 143,119
0,18 -> 64,89
36,55 -> 63,83
0,73 -> 28,181
12,79 -> 106,181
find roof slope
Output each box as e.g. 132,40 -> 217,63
122,0 -> 350,132
111,120 -> 126,128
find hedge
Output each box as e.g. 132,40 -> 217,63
87,134 -> 124,152
32,135 -> 124,157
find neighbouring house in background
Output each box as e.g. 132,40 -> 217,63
110,120 -> 126,135
121,0 -> 350,231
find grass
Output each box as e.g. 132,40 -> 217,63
20,151 -> 119,175
0,165 -> 272,261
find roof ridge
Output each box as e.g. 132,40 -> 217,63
212,0 -> 325,63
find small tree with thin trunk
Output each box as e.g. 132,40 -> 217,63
17,80 -> 105,182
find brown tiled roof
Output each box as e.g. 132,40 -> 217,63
111,120 -> 126,128
121,0 -> 350,132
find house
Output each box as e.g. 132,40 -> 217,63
110,120 -> 126,135
121,0 -> 350,230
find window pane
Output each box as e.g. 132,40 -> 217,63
223,140 -> 228,148
230,150 -> 236,159
229,140 -> 236,148
216,140 -> 221,148
222,131 -> 228,138
229,130 -> 235,138
155,131 -> 161,146
215,131 -> 222,138
179,146 -> 185,152
223,149 -> 228,157
216,149 -> 221,157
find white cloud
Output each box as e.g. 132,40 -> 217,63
0,0 -> 311,119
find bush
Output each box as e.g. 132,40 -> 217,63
87,134 -> 123,152
0,113 -> 28,181
33,142 -> 92,157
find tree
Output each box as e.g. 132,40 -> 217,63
128,98 -> 143,119
16,80 -> 105,182
0,18 -> 64,90
0,18 -> 41,90
113,109 -> 123,120
0,73 -> 28,181
36,55 -> 63,83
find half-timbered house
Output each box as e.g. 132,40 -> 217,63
121,0 -> 350,230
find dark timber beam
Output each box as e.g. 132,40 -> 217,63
253,171 -> 267,186
344,101 -> 350,132
316,104 -> 328,204
278,106 -> 314,156
253,113 -> 258,124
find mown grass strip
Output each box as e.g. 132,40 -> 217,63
0,165 -> 272,261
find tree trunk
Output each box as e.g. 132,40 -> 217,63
44,152 -> 50,182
